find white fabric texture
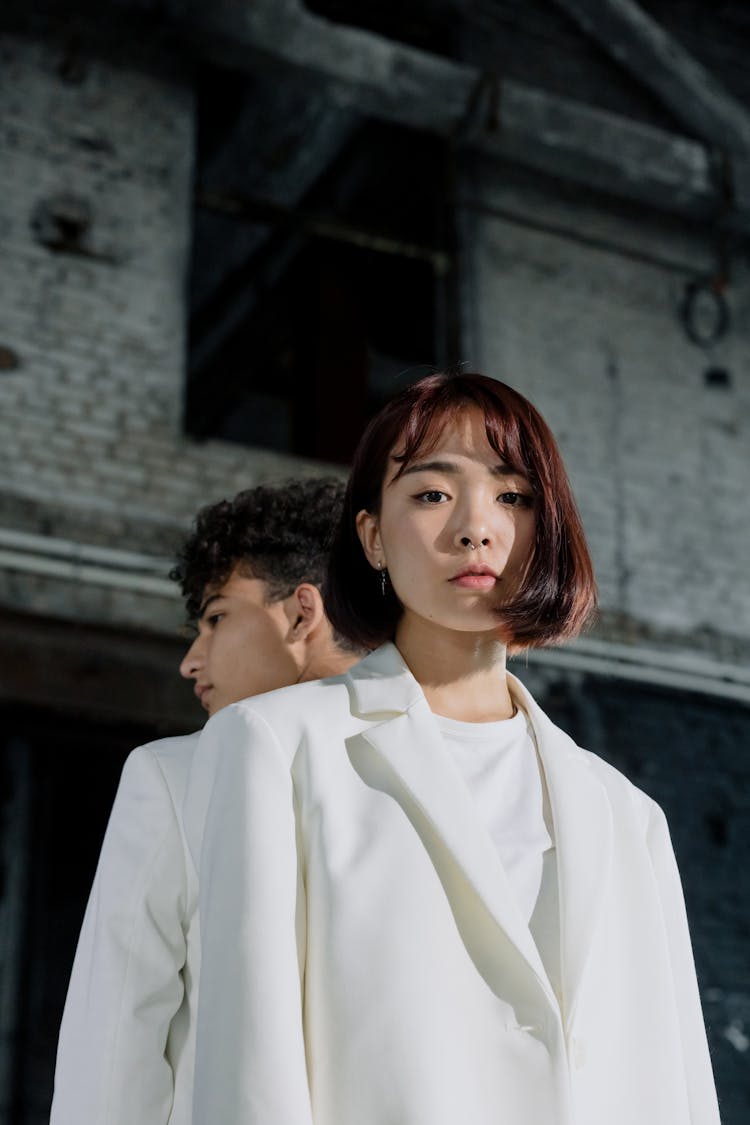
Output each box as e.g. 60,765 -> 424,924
50,733 -> 201,1125
186,643 -> 720,1125
436,709 -> 562,999
436,709 -> 551,922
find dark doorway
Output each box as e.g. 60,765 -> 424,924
1,707 -> 169,1125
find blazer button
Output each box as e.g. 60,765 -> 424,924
571,1036 -> 586,1069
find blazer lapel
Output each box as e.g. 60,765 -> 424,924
510,675 -> 613,1032
345,646 -> 560,1015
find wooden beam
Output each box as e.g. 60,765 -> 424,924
549,0 -> 750,156
469,78 -> 719,217
169,0 -> 475,134
160,0 -> 748,227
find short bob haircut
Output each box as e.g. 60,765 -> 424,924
325,372 -> 597,651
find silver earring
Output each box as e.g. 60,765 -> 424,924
378,562 -> 387,597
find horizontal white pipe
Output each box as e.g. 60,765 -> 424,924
568,635 -> 750,686
0,531 -> 178,599
0,527 -> 174,576
516,642 -> 750,705
0,530 -> 747,704
0,549 -> 178,597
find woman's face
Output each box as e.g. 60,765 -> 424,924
356,408 -> 536,638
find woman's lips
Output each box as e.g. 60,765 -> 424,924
450,574 -> 497,590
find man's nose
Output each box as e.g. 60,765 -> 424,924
179,635 -> 204,679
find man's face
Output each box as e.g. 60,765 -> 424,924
179,567 -> 302,717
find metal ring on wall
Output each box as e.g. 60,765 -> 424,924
680,278 -> 730,346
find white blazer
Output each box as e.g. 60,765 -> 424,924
51,733 -> 201,1125
186,643 -> 720,1125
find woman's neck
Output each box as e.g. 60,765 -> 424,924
394,615 -> 515,723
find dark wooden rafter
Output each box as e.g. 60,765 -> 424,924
160,0 -> 750,229
549,0 -> 750,156
547,0 -> 750,215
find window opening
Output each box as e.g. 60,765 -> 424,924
187,71 -> 458,463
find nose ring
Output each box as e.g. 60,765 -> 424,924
462,537 -> 476,550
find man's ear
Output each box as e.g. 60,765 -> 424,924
287,583 -> 325,640
355,509 -> 383,570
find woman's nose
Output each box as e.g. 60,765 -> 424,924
457,534 -> 489,550
454,507 -> 491,550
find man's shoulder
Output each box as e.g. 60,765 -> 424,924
138,729 -> 202,763
123,730 -> 202,804
209,672 -> 354,754
236,671 -> 350,725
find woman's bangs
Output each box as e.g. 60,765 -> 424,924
390,392 -> 531,481
389,400 -> 460,476
480,407 -> 534,483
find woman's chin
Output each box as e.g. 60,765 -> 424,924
400,608 -> 508,640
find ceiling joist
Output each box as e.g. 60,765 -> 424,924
162,0 -> 748,229
549,0 -> 750,157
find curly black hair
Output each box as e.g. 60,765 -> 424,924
171,478 -> 346,621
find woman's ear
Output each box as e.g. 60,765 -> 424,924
355,509 -> 383,570
287,583 -> 325,640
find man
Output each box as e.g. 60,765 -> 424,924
50,478 -> 360,1125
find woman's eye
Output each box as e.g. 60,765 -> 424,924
416,490 -> 449,504
207,613 -> 224,627
499,491 -> 531,507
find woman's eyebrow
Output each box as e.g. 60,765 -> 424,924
399,459 -> 516,477
399,459 -> 459,476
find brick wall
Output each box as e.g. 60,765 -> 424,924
0,30 -> 335,636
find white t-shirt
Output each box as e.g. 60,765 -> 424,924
435,709 -> 561,999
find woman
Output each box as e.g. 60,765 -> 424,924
186,373 -> 719,1125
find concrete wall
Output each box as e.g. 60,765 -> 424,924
461,160 -> 750,665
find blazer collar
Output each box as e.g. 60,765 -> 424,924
345,641 -> 422,717
345,642 -> 613,1029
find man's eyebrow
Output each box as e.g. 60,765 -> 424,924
398,459 -> 518,478
197,592 -> 224,619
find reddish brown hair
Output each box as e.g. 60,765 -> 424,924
325,372 -> 597,650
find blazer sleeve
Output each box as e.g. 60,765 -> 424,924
50,747 -> 188,1125
190,705 -> 312,1125
646,802 -> 721,1125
